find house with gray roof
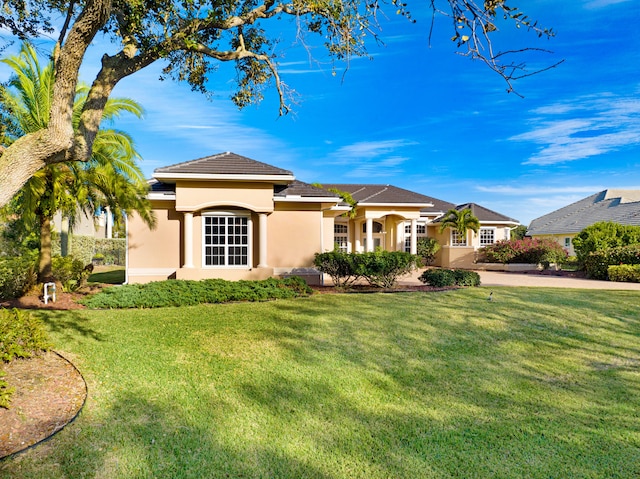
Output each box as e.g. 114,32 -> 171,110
527,189 -> 640,256
127,152 -> 521,283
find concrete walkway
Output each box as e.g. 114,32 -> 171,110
398,269 -> 640,291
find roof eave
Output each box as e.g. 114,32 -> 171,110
154,172 -> 296,183
274,196 -> 342,204
358,202 -> 435,208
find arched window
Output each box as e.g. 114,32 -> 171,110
362,221 -> 383,233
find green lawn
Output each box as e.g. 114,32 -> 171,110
87,266 -> 125,285
2,288 -> 640,478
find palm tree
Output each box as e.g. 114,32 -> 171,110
438,207 -> 480,246
0,43 -> 155,281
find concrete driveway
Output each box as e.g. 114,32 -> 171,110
399,269 -> 640,291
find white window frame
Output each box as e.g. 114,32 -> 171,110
479,227 -> 496,246
334,222 -> 349,252
564,237 -> 571,248
202,211 -> 252,268
404,221 -> 428,252
451,230 -> 467,247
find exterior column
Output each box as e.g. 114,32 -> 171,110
366,218 -> 373,252
258,213 -> 268,268
410,219 -> 418,255
355,221 -> 361,253
183,212 -> 194,268
106,207 -> 113,239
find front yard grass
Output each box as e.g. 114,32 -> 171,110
2,287 -> 639,478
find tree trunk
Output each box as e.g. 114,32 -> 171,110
39,215 -> 53,283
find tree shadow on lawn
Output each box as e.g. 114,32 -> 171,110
36,310 -> 105,343
1,389 -> 338,479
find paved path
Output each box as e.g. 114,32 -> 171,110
397,269 -> 640,291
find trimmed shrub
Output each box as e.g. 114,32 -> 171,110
314,250 -> 417,288
452,269 -> 481,287
0,255 -> 37,300
419,268 -> 480,287
608,264 -> 640,283
352,251 -> 417,288
416,237 -> 441,266
314,250 -> 360,288
480,238 -> 567,265
573,221 -> 640,262
583,244 -> 640,280
79,276 -> 313,309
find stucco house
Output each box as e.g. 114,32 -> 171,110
126,152 -> 520,284
527,189 -> 640,256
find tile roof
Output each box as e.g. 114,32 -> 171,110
274,181 -> 340,198
154,152 -> 294,177
319,184 -> 435,206
433,203 -> 519,224
527,189 -> 640,235
420,197 -> 456,215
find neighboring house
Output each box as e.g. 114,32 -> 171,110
127,152 -> 520,283
527,189 -> 640,256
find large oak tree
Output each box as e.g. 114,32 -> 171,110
0,0 -> 559,207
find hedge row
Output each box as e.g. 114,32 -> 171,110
418,268 -> 481,287
314,250 -> 416,289
79,276 -> 313,309
608,264 -> 640,283
583,244 -> 640,280
479,237 -> 567,265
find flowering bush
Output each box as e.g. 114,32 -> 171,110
479,237 -> 567,265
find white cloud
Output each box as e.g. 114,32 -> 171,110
509,92 -> 640,166
333,139 -> 418,159
584,0 -> 632,9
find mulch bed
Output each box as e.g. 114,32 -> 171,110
0,351 -> 87,459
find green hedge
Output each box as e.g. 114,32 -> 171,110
418,268 -> 481,287
583,244 -> 640,280
79,276 -> 313,309
607,264 -> 640,283
479,237 -> 567,265
314,250 -> 416,289
95,238 -> 126,265
573,221 -> 640,262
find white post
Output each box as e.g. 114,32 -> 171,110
410,219 -> 418,255
258,213 -> 268,268
183,212 -> 194,268
366,218 -> 373,252
106,206 -> 113,239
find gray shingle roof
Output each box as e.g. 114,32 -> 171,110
154,152 -> 294,177
274,181 -> 340,198
527,189 -> 640,235
320,184 -> 435,206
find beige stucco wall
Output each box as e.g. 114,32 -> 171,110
440,246 -> 477,269
175,181 -> 274,212
268,203 -> 324,268
127,201 -> 182,283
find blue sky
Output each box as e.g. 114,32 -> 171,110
4,0 -> 640,225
